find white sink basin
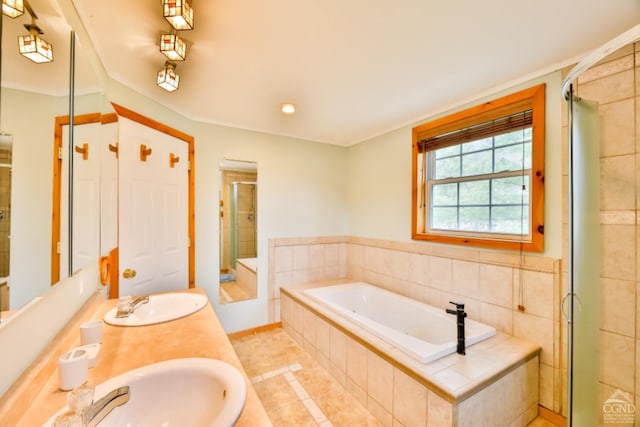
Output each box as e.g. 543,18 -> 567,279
104,293 -> 208,326
45,358 -> 247,427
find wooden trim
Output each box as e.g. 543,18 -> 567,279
51,113 -> 103,285
51,117 -> 63,285
101,112 -> 118,124
108,247 -> 119,299
226,322 -> 283,340
411,83 -> 546,253
111,103 -> 196,288
111,103 -> 194,143
539,405 -> 566,426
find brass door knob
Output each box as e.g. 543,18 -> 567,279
123,268 -> 137,279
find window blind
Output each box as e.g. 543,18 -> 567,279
417,109 -> 533,153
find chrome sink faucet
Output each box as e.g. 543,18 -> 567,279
115,295 -> 149,318
83,386 -> 130,427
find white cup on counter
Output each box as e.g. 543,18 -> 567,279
80,320 -> 103,345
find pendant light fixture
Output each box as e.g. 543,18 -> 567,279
157,61 -> 180,92
160,33 -> 187,61
19,20 -> 53,63
2,0 -> 24,18
163,0 -> 194,31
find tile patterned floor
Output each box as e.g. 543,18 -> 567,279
230,328 -> 383,426
230,327 -> 560,427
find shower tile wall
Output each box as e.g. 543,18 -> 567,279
565,42 -> 640,423
268,236 -> 562,414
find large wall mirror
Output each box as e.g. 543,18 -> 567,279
0,0 -> 103,316
219,159 -> 258,304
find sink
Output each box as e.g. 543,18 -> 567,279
104,292 -> 208,326
45,358 -> 247,427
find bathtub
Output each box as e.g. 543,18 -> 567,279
303,282 -> 496,363
236,257 -> 257,273
235,257 -> 257,298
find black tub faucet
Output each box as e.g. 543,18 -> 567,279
446,301 -> 467,355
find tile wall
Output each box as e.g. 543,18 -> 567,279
281,291 -> 540,426
565,42 -> 640,422
268,236 -> 562,415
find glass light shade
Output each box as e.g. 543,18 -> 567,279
163,0 -> 193,30
160,34 -> 187,61
2,0 -> 24,17
18,32 -> 54,63
157,63 -> 180,92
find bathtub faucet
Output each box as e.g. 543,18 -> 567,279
446,301 -> 467,355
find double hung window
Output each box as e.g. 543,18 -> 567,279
411,84 -> 545,252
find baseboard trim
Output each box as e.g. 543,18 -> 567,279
539,405 -> 567,426
227,322 -> 282,340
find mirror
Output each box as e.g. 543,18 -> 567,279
219,159 -> 258,304
0,0 -> 102,315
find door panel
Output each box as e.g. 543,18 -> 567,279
60,122 -> 102,277
118,117 -> 188,296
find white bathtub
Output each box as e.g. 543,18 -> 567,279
303,282 -> 496,363
236,257 -> 257,273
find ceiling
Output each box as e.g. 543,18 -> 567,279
6,1 -> 640,146
1,0 -> 100,97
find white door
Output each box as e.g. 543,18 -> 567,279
118,117 -> 189,296
60,122 -> 102,277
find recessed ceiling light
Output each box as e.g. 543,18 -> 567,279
281,103 -> 296,115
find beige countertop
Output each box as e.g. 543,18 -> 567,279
2,288 -> 273,426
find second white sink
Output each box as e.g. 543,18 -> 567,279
45,357 -> 247,427
104,292 -> 208,326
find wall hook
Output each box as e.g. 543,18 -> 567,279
169,152 -> 180,168
74,143 -> 89,160
109,143 -> 119,159
140,144 -> 152,162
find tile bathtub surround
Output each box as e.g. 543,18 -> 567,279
269,236 -> 561,414
281,285 -> 541,427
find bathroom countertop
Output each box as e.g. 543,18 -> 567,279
4,288 -> 273,426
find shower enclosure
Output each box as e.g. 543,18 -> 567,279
562,24 -> 640,426
218,159 -> 258,303
229,181 -> 257,269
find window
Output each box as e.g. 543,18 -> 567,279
412,84 -> 545,252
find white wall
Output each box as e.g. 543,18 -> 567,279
3,89 -> 60,309
347,72 -> 565,259
195,122 -> 348,332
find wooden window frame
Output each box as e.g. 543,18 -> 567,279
411,84 -> 545,252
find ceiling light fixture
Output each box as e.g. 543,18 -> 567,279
163,0 -> 194,31
2,0 -> 24,18
281,103 -> 296,114
160,33 -> 187,61
157,61 -> 180,92
18,21 -> 53,63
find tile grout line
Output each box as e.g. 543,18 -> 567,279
250,363 -> 334,427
